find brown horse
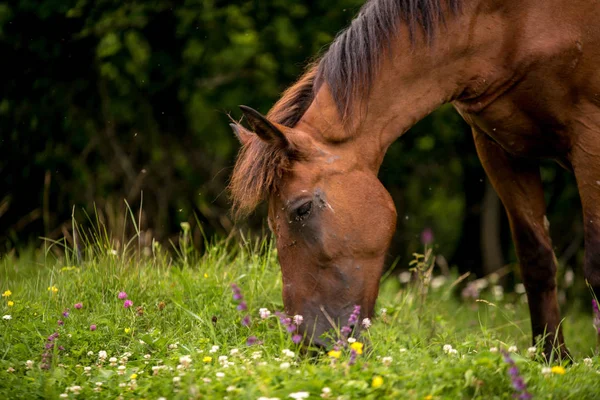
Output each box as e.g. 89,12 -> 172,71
230,0 -> 600,358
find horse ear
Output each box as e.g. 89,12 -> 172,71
239,105 -> 289,147
229,123 -> 253,146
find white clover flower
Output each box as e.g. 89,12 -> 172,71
584,358 -> 593,367
527,346 -> 537,356
230,348 -> 239,355
280,362 -> 291,369
173,376 -> 181,383
514,283 -> 526,294
443,344 -> 453,354
68,386 -> 82,393
216,372 -> 225,378
168,343 -> 178,350
6,367 -> 15,373
490,347 -> 498,353
95,382 -> 103,387
382,356 -> 393,366
59,394 -> 68,398
541,367 -> 552,375
98,350 -> 107,360
289,392 -> 310,399
322,387 -> 331,394
179,355 -> 192,367
362,318 -> 372,329
259,308 -> 271,319
209,345 -> 219,353
118,382 -> 127,388
347,337 -> 356,344
448,348 -> 458,355
399,348 -> 407,353
218,355 -> 228,364
226,386 -> 237,392
87,351 -> 94,356
202,378 -> 212,384
431,275 -> 447,289
84,366 -> 92,374
399,271 -> 412,283
144,354 -> 151,360
508,346 -> 518,353
282,349 -> 295,358
380,308 -> 387,316
252,351 -> 262,360
25,360 -> 34,369
293,315 -> 304,325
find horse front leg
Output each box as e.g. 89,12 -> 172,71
472,129 -> 569,361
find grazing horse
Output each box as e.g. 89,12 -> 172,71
230,0 -> 600,358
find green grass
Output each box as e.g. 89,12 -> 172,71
1,237 -> 599,399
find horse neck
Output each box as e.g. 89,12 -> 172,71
296,0 -> 523,172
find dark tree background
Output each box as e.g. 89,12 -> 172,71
0,1 -> 585,288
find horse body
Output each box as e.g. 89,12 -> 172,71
231,0 -> 600,357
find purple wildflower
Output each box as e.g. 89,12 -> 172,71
58,345 -> 65,351
341,326 -> 352,336
62,309 -> 70,318
348,305 -> 361,325
118,291 -> 128,300
74,303 -> 83,309
286,324 -> 297,333
45,343 -> 54,349
123,299 -> 133,308
501,350 -> 531,400
292,334 -> 303,344
421,228 -> 434,245
241,315 -> 251,327
47,332 -> 59,341
57,320 -> 64,326
237,301 -> 248,312
231,284 -> 243,301
246,336 -> 258,346
90,324 -> 97,331
349,349 -> 357,365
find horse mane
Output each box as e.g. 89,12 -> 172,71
230,0 -> 461,216
315,0 -> 461,117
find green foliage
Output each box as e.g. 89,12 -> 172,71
0,242 -> 599,398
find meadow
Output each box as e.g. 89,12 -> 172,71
1,228 -> 599,399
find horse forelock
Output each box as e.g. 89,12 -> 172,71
229,66 -> 317,217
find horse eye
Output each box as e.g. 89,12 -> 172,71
295,201 -> 313,221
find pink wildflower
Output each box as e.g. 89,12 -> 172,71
74,303 -> 83,309
118,292 -> 128,300
123,300 -> 133,308
90,324 -> 97,331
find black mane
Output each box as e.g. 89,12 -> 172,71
314,0 -> 461,117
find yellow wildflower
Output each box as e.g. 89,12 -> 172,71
372,375 -> 384,388
2,290 -> 11,297
350,342 -> 364,355
327,350 -> 341,359
551,366 -> 566,375
47,286 -> 58,294
202,356 -> 212,363
424,396 -> 433,400
204,273 -> 208,278
7,301 -> 14,307
124,328 -> 131,334
130,373 -> 137,380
